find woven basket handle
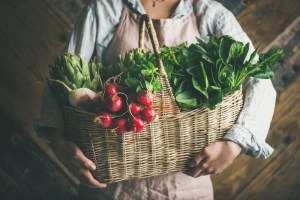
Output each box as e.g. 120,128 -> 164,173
138,15 -> 178,108
139,15 -> 168,77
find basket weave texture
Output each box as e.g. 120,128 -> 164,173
64,89 -> 243,183
63,15 -> 244,184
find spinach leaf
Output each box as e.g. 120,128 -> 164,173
186,65 -> 201,77
250,66 -> 274,79
219,35 -> 235,63
192,77 -> 209,99
258,48 -> 285,67
203,92 -> 223,109
149,35 -> 284,110
175,90 -> 199,110
174,80 -> 188,96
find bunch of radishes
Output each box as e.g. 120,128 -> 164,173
94,80 -> 157,134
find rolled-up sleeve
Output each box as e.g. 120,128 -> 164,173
210,5 -> 276,158
223,78 -> 276,158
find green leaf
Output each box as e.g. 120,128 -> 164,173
81,59 -> 90,78
189,43 -> 207,55
258,48 -> 285,68
208,34 -> 221,49
250,66 -> 274,79
200,53 -> 214,64
65,60 -> 76,82
219,36 -> 235,63
200,62 -> 209,88
175,91 -> 198,109
173,77 -> 180,86
125,77 -> 140,89
152,79 -> 162,91
240,43 -> 250,64
218,62 -> 234,86
147,62 -> 156,70
192,77 -> 208,99
74,67 -> 84,88
141,69 -> 152,76
195,38 -> 209,51
136,85 -> 143,93
210,86 -> 221,91
164,64 -> 174,76
115,49 -> 161,93
83,75 -> 93,89
186,65 -> 201,77
244,48 -> 284,80
228,41 -> 244,63
246,48 -> 259,67
91,73 -> 100,91
145,80 -> 154,92
203,92 -> 223,109
174,80 -> 188,96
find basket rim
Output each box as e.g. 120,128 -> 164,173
63,86 -> 243,121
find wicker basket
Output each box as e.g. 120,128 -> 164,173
63,15 -> 244,184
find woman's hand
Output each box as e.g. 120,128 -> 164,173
46,128 -> 106,188
185,141 -> 242,177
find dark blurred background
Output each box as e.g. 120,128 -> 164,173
0,0 -> 299,199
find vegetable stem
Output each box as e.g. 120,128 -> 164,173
48,79 -> 72,92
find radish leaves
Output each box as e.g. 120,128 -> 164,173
115,49 -> 161,93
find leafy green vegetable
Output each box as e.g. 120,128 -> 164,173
159,34 -> 284,110
175,90 -> 199,110
114,49 -> 161,93
111,35 -> 284,110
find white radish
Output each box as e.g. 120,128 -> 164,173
48,79 -> 97,110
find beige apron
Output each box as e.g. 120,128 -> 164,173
104,1 -> 200,65
78,1 -> 214,200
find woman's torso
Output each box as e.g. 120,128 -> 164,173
78,1 -> 214,199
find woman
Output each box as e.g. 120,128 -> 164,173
35,0 -> 276,199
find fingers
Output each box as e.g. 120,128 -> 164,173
186,158 -> 222,178
57,141 -> 106,187
197,168 -> 217,177
78,168 -> 107,188
67,156 -> 107,188
186,158 -> 209,177
189,151 -> 206,168
186,148 -> 218,178
198,168 -> 209,176
73,147 -> 96,171
70,146 -> 106,187
186,163 -> 219,178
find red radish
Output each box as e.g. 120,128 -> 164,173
106,94 -> 123,112
113,118 -> 128,134
94,112 -> 112,128
136,90 -> 154,106
128,103 -> 142,115
104,83 -> 117,98
128,116 -> 144,133
141,107 -> 157,122
48,79 -> 97,110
